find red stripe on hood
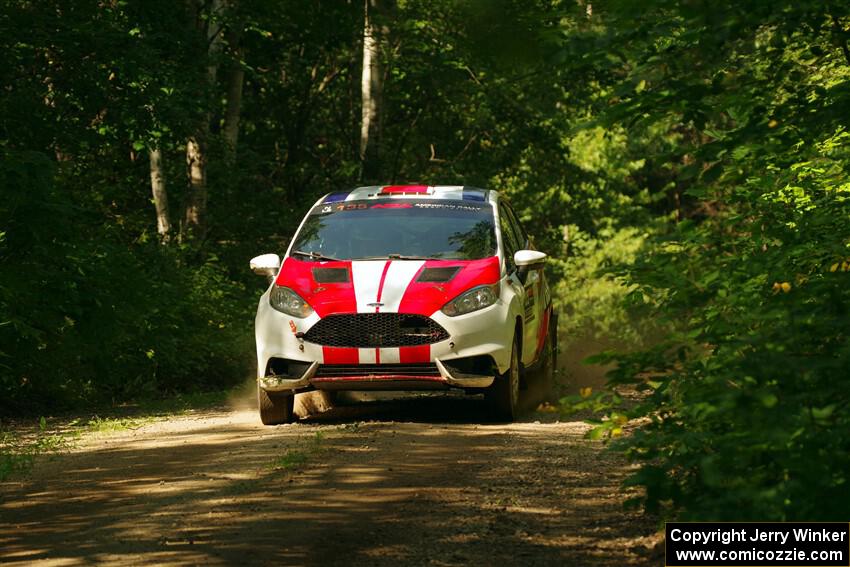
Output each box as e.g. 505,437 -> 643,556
373,261 -> 393,361
375,260 -> 392,312
398,256 -> 500,316
275,257 -> 356,318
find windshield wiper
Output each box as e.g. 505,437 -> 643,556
388,254 -> 439,260
291,249 -> 341,262
353,254 -> 440,261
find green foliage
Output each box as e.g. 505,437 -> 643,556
605,129 -> 850,521
270,431 -> 325,471
559,0 -> 850,521
0,149 -> 251,413
0,417 -> 67,481
84,415 -> 153,433
554,226 -> 649,344
270,449 -> 309,471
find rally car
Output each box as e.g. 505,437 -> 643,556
250,185 -> 556,424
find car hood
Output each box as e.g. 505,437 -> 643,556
274,256 -> 500,318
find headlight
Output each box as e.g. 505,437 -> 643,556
269,286 -> 314,318
441,283 -> 499,316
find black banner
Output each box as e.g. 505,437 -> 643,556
666,522 -> 850,567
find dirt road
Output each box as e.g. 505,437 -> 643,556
0,393 -> 659,566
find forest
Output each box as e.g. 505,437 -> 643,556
1,0 -> 848,523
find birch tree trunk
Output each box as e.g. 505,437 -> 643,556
222,42 -> 245,161
359,0 -> 387,182
183,135 -> 206,239
148,147 -> 172,242
182,0 -> 223,241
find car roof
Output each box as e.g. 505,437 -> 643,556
320,185 -> 495,204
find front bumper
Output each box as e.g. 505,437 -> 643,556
255,282 -> 517,393
258,357 -> 494,393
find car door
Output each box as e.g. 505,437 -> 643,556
498,202 -> 540,366
506,203 -> 551,363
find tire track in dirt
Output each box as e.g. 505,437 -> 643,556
0,395 -> 660,566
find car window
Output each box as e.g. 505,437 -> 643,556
290,200 -> 497,260
503,203 -> 528,248
499,203 -> 521,270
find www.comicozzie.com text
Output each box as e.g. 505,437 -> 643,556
669,527 -> 848,546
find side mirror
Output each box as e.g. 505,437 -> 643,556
250,253 -> 281,277
514,250 -> 547,269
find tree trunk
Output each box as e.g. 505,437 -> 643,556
182,0 -> 223,241
184,137 -> 206,238
222,43 -> 245,161
359,0 -> 388,183
148,147 -> 172,242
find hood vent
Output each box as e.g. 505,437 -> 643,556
312,267 -> 350,283
416,266 -> 460,283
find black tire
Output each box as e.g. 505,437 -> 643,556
486,337 -> 520,422
258,385 -> 295,425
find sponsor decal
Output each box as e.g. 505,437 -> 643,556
313,202 -> 368,215
289,320 -> 297,334
524,286 -> 536,322
334,203 -> 367,211
312,199 -> 489,215
370,203 -> 413,209
413,203 -> 484,211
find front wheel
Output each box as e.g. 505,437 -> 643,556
258,385 -> 295,425
486,337 -> 520,422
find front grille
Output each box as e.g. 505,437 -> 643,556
303,313 -> 449,348
315,363 -> 440,378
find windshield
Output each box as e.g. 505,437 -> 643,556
290,199 -> 497,261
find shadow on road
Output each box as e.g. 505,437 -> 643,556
0,394 -> 658,566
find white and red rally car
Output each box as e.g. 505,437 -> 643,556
250,185 -> 556,424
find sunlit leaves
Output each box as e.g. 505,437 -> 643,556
559,1 -> 850,522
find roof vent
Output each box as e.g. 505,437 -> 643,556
417,266 -> 461,283
312,267 -> 350,283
